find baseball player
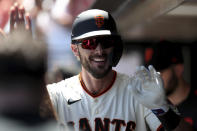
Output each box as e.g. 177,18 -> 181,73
47,9 -> 181,131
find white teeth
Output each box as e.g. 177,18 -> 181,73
93,58 -> 105,62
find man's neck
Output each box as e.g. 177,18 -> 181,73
168,78 -> 190,106
81,69 -> 114,95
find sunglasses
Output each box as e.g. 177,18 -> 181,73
74,36 -> 118,50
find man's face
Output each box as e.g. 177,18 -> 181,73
160,67 -> 178,96
76,36 -> 115,79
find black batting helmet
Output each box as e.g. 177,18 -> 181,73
71,9 -> 123,67
144,40 -> 184,71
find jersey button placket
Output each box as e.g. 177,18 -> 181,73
95,109 -> 99,114
93,98 -> 99,115
94,99 -> 98,103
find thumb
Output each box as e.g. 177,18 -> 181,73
148,65 -> 157,78
148,65 -> 164,89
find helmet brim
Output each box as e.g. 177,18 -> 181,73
72,30 -> 118,40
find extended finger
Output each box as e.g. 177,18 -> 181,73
18,5 -> 25,22
140,66 -> 151,79
148,65 -> 157,78
135,66 -> 151,82
17,5 -> 26,30
149,65 -> 164,88
10,6 -> 15,32
25,13 -> 32,33
14,3 -> 19,22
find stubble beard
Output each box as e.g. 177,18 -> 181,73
165,69 -> 178,96
78,52 -> 113,79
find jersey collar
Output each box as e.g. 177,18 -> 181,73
79,70 -> 117,98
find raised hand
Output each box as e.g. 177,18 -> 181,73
129,65 -> 169,115
0,28 -> 6,38
10,3 -> 31,34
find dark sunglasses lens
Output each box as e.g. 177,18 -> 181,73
81,39 -> 98,49
98,37 -> 115,49
80,36 -> 116,49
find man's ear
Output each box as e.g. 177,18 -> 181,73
174,64 -> 184,78
71,44 -> 79,57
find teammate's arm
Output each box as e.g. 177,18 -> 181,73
0,3 -> 32,38
129,65 -> 181,130
0,28 -> 6,38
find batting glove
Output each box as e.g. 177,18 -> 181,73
129,65 -> 169,115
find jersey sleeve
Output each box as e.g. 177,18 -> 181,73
144,107 -> 162,131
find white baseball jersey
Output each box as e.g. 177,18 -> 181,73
47,71 -> 163,131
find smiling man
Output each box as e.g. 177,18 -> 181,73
73,36 -> 115,79
47,9 -> 182,131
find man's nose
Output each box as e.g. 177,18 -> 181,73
95,43 -> 103,54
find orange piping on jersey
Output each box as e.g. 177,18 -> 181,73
157,124 -> 164,131
79,70 -> 117,98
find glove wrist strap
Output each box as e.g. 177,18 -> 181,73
151,105 -> 169,116
156,108 -> 181,130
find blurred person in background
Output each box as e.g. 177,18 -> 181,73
145,40 -> 197,130
0,30 -> 59,131
0,3 -> 67,130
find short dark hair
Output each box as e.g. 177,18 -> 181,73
0,31 -> 47,82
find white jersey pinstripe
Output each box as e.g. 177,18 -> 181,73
47,71 -> 162,131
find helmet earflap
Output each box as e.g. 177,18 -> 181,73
112,35 -> 123,67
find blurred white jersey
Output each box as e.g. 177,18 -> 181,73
47,71 -> 162,131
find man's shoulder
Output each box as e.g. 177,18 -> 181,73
47,74 -> 82,101
47,75 -> 80,92
111,71 -> 132,91
116,71 -> 131,83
